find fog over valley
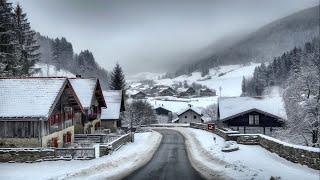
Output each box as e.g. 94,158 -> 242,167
19,0 -> 318,75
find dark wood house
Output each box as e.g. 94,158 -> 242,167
185,87 -> 196,96
131,91 -> 146,99
200,88 -> 216,96
0,77 -> 84,148
217,97 -> 286,135
69,78 -> 106,134
154,106 -> 173,123
159,87 -> 176,96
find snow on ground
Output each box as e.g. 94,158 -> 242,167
33,63 -> 75,77
175,128 -> 319,180
0,131 -> 162,180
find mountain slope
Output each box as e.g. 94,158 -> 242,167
175,5 -> 320,76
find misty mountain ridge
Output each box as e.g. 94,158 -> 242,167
36,33 -> 109,89
173,5 -> 320,77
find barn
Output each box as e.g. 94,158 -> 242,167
217,96 -> 286,135
0,77 -> 84,148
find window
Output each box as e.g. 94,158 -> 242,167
249,115 -> 254,125
254,115 -> 259,125
185,116 -> 187,119
194,115 -> 197,119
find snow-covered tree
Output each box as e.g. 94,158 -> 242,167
109,63 -> 125,90
202,104 -> 217,122
123,100 -> 156,128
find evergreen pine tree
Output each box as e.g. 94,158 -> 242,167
0,0 -> 19,77
14,4 -> 39,76
109,63 -> 126,90
241,76 -> 246,96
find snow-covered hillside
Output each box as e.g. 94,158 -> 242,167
126,63 -> 261,116
129,63 -> 259,97
33,63 -> 75,77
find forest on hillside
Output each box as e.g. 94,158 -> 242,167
0,1 -> 110,89
243,37 -> 320,146
171,5 -> 320,78
37,34 -> 109,89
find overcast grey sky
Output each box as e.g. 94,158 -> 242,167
17,0 -> 318,74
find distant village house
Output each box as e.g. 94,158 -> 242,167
173,105 -> 204,123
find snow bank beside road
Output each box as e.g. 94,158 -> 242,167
176,128 -> 320,180
0,131 -> 162,180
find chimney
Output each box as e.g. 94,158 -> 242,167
76,74 -> 82,78
188,104 -> 192,108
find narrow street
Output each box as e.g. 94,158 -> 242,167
124,129 -> 205,180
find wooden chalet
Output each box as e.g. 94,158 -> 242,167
154,106 -> 173,123
200,88 -> 216,96
131,91 -> 146,99
0,77 -> 84,148
158,87 -> 176,96
217,97 -> 286,135
100,90 -> 125,132
69,78 -> 106,134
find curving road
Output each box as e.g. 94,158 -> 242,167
124,129 -> 204,180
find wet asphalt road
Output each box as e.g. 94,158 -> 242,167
124,129 -> 205,180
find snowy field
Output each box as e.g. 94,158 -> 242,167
176,128 -> 319,180
0,131 -> 162,180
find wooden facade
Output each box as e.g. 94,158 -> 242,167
218,109 -> 284,134
0,78 -> 84,148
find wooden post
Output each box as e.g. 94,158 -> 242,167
244,126 -> 246,134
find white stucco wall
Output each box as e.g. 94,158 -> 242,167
178,110 -> 202,123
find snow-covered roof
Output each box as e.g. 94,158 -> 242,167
177,106 -> 202,116
0,78 -> 67,118
101,90 -> 122,120
69,78 -> 97,108
218,96 -> 287,121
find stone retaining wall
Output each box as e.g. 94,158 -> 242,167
0,148 -> 54,162
191,125 -> 320,170
259,135 -> 319,170
0,138 -> 40,148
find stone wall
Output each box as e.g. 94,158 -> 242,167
0,138 -> 40,148
259,135 -> 320,170
109,133 -> 132,151
190,124 -> 320,170
0,148 -> 54,162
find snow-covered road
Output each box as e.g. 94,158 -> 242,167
0,131 -> 162,180
125,129 -> 204,180
175,128 -> 320,180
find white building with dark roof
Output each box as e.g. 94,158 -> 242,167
0,77 -> 84,148
101,90 -> 125,131
172,105 -> 204,124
